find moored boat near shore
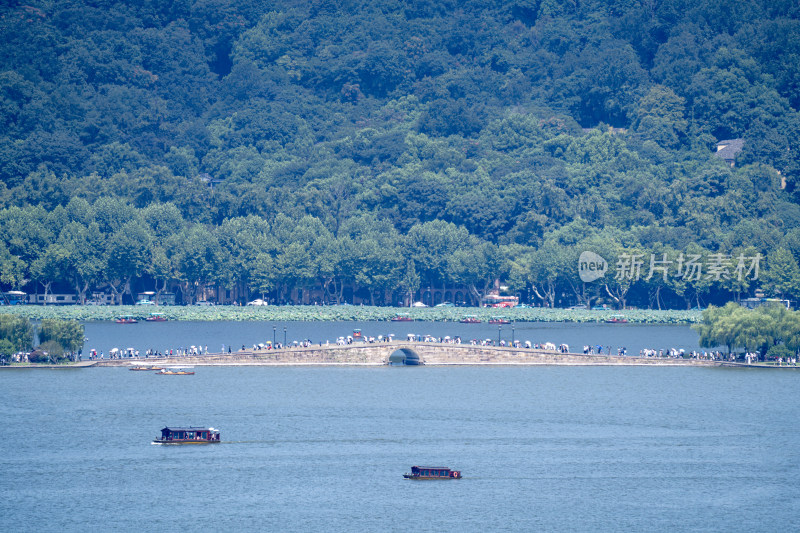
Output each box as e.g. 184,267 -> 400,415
157,367 -> 195,375
115,315 -> 138,324
153,426 -> 220,444
403,466 -> 461,480
128,365 -> 162,371
391,313 -> 414,322
460,315 -> 481,324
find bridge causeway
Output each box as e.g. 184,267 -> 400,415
93,342 -> 721,367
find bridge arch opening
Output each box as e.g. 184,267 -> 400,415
388,348 -> 422,365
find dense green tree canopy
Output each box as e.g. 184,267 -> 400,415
694,302 -> 800,358
0,314 -> 33,353
1,1 -> 799,308
38,318 -> 85,356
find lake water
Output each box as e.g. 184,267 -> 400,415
81,320 -> 708,357
3,364 -> 798,532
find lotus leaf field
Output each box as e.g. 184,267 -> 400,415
0,305 -> 702,324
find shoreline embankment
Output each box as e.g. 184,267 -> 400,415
3,345 -> 726,368
105,343 -> 724,367
4,343 -> 795,369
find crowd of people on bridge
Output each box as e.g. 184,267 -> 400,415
76,329 -> 794,366
641,348 -> 733,360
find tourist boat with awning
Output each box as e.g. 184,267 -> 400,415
403,466 -> 462,480
115,315 -> 137,324
460,315 -> 481,324
391,313 -> 414,322
145,312 -> 167,322
152,427 -> 220,445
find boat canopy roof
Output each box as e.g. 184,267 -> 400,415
161,426 -> 218,433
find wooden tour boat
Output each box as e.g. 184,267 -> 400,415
115,315 -> 138,324
153,426 -> 220,445
403,466 -> 462,480
391,313 -> 414,322
460,315 -> 481,324
488,316 -> 511,324
157,367 -> 195,375
605,315 -> 628,324
145,312 -> 167,322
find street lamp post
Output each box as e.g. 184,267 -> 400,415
498,326 -> 501,346
512,324 -> 515,346
284,327 -> 287,347
273,326 -> 276,347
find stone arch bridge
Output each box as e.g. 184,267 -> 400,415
96,342 -> 720,367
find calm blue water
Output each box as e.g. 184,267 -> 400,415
2,365 -> 798,532
80,320 -> 707,357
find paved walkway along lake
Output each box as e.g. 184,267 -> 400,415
90,342 -> 723,367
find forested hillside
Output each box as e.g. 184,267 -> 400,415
2,0 -> 800,308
